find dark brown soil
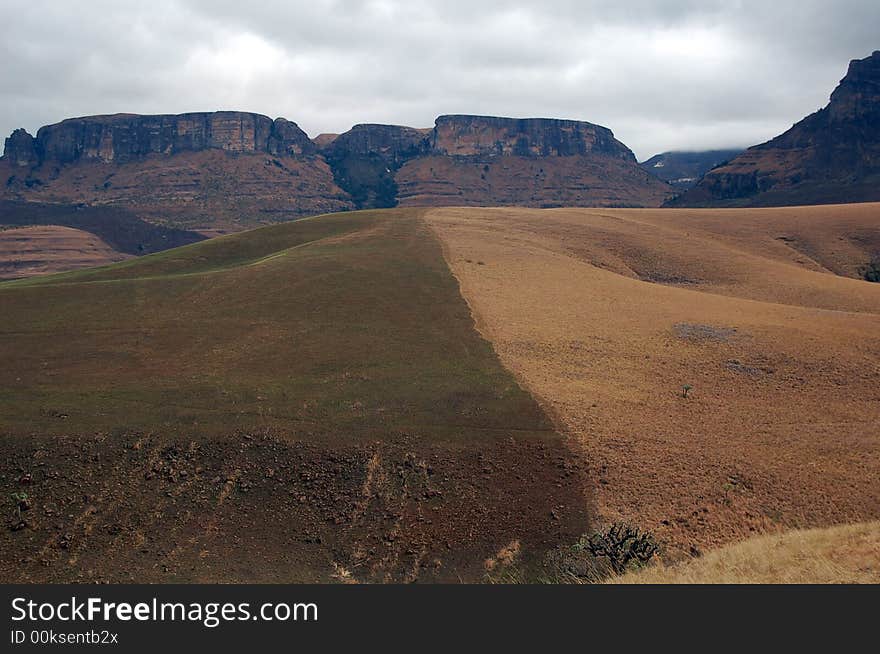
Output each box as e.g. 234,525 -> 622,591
0,430 -> 590,583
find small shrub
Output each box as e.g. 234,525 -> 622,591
10,492 -> 29,517
682,384 -> 693,398
579,522 -> 659,575
546,522 -> 660,581
860,256 -> 880,283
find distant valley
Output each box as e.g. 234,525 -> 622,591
639,150 -> 743,191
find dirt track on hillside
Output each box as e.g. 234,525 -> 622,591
428,204 -> 880,559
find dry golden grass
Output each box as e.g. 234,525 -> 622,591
0,225 -> 131,278
611,521 -> 880,584
428,204 -> 880,560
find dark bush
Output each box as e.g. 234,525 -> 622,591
861,256 -> 880,283
581,523 -> 659,575
545,522 -> 660,582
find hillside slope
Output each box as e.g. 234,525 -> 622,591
0,200 -> 206,278
0,208 -> 590,583
674,51 -> 880,207
428,204 -> 880,561
0,225 -> 132,278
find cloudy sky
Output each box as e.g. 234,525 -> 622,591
1,0 -> 878,160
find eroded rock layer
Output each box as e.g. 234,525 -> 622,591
2,112 -> 671,230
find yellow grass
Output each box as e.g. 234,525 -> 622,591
427,205 -> 880,559
610,521 -> 880,584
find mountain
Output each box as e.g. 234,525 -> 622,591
640,149 -> 743,191
394,115 -> 670,208
315,115 -> 672,210
1,112 -> 671,233
1,112 -> 353,231
673,50 -> 880,207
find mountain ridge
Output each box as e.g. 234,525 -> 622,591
672,50 -> 880,207
1,112 -> 671,228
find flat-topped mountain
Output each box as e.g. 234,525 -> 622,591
2,111 -> 351,230
321,115 -> 670,210
4,111 -> 315,167
673,51 -> 880,207
2,112 -> 671,232
430,114 -> 633,158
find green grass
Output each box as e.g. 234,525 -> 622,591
0,208 -> 553,441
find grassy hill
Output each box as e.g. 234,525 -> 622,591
0,207 -> 590,582
0,200 -> 205,256
2,203 -> 877,584
428,204 -> 880,565
0,209 -> 544,435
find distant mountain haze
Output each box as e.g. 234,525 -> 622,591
640,150 -> 744,191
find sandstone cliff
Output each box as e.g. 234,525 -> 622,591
431,114 -> 634,159
673,51 -> 880,207
2,111 -> 671,230
320,124 -> 431,208
2,112 -> 350,229
318,115 -> 670,209
5,112 -> 315,165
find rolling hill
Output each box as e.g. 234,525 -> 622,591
2,202 -> 877,583
428,204 -> 880,563
0,207 -> 589,583
0,200 -> 206,278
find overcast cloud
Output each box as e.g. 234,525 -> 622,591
1,0 -> 878,160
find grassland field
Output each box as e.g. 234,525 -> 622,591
1,202 -> 878,582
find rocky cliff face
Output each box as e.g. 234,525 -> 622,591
432,115 -> 634,159
3,128 -> 40,167
8,112 -> 315,166
319,124 -> 432,208
324,124 -> 431,165
1,112 -> 348,229
673,51 -> 880,207
317,115 -> 669,209
2,111 -> 670,230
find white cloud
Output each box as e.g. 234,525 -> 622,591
1,0 -> 877,160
